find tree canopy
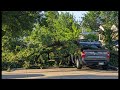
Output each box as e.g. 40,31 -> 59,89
2,11 -> 81,69
82,11 -> 118,50
2,11 -> 41,37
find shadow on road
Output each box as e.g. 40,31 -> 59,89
76,68 -> 118,73
89,69 -> 118,73
2,74 -> 45,79
21,68 -> 118,73
41,75 -> 118,79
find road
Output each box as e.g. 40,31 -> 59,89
2,68 -> 118,79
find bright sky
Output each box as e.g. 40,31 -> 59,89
58,11 -> 87,22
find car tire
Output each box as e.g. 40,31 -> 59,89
76,57 -> 82,69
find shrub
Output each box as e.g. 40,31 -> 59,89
109,51 -> 118,67
23,61 -> 30,69
2,61 -> 19,71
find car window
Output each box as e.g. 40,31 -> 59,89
90,45 -> 99,48
80,44 -> 103,50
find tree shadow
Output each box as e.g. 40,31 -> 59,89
51,67 -> 118,73
41,75 -> 118,79
2,74 -> 45,79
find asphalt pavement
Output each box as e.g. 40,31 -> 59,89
2,67 -> 118,79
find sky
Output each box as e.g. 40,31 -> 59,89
58,11 -> 87,22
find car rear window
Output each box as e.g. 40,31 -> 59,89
80,44 -> 104,51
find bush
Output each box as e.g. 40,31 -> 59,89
2,61 -> 8,70
109,51 -> 118,67
23,61 -> 30,69
2,61 -> 19,70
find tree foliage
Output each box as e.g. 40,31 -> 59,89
84,34 -> 99,41
82,11 -> 118,50
82,11 -> 118,30
2,11 -> 40,37
2,11 -> 81,70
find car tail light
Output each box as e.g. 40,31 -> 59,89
107,52 -> 110,58
81,51 -> 86,58
107,52 -> 110,61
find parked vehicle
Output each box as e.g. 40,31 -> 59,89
70,39 -> 110,69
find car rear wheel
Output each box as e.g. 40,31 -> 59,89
76,57 -> 82,69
